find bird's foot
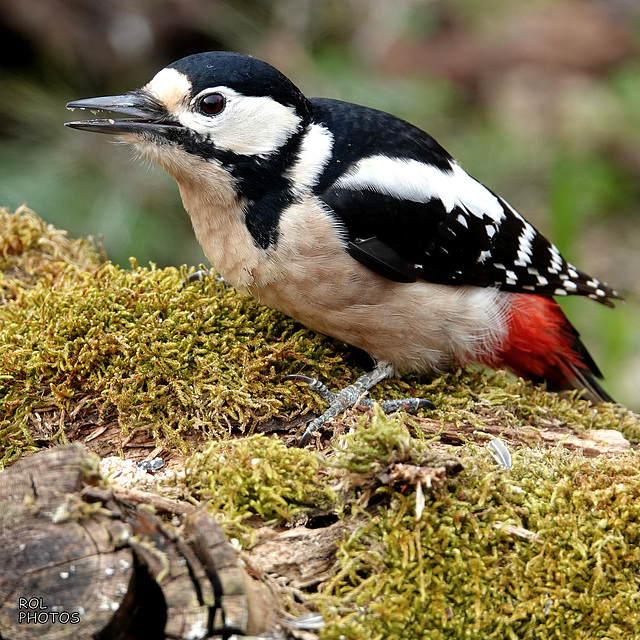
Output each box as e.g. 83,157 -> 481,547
288,361 -> 435,447
183,267 -> 212,285
182,268 -> 231,288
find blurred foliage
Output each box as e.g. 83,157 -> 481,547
0,0 -> 639,407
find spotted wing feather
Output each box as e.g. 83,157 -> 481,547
311,99 -> 621,307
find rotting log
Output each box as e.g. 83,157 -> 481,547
0,445 -> 284,640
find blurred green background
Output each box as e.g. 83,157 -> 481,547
0,0 -> 638,409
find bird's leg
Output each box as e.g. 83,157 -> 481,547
184,267 -> 213,283
182,268 -> 231,288
288,361 -> 435,447
289,361 -> 393,447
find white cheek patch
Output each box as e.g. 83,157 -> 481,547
143,67 -> 192,113
179,88 -> 302,156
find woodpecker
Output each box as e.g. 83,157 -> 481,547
65,51 -> 621,446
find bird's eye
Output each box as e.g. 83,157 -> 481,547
198,93 -> 225,115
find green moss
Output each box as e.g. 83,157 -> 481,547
331,410 -> 415,472
183,434 -> 338,530
372,367 -> 640,444
1,208 -> 638,466
2,209 -> 640,637
0,258 -> 354,462
0,204 -> 101,298
177,413 -> 640,639
172,411 -> 640,639
315,412 -> 640,639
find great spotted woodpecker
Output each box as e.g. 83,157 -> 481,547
65,51 -> 621,446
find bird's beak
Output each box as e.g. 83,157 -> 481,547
64,92 -> 180,135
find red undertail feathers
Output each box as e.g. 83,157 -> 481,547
484,294 -> 614,403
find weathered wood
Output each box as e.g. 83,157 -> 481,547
0,445 -> 284,640
184,508 -> 279,636
248,522 -> 349,591
125,509 -> 214,640
0,445 -> 136,639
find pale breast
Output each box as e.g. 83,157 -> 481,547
247,199 -> 511,374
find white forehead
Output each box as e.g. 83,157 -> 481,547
143,67 -> 192,111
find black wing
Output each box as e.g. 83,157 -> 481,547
311,98 -> 621,307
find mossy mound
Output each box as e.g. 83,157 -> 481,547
2,207 -> 640,638
183,433 -> 339,528
176,409 -> 640,639
1,207 -> 636,467
0,204 -> 102,298
313,413 -> 640,640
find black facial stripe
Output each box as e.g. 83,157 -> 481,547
161,125 -> 306,249
244,190 -> 296,249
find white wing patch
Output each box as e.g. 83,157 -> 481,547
333,155 -> 509,223
329,153 -> 619,305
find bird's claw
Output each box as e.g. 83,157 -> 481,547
183,268 -> 212,285
288,363 -> 434,447
371,397 -> 435,412
284,374 -> 337,404
182,269 -> 232,288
